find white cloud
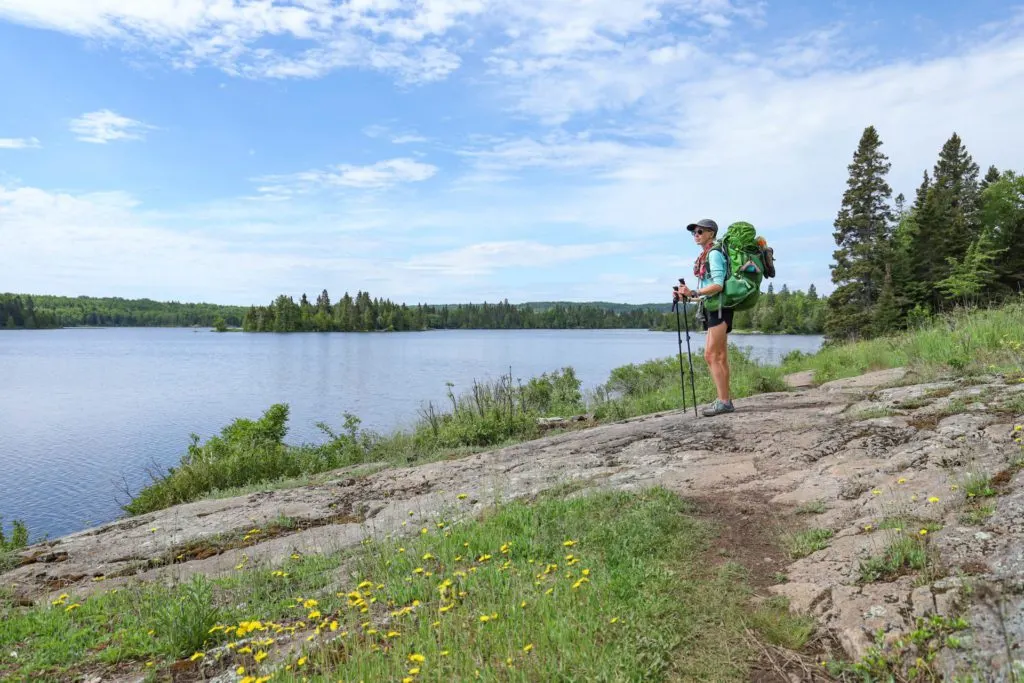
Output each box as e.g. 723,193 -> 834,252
404,240 -> 630,276
0,182 -> 404,303
463,30 -> 1024,225
69,110 -> 154,144
0,0 -> 763,86
0,137 -> 41,149
0,0 -> 478,84
255,158 -> 439,196
363,124 -> 430,144
0,181 -> 636,305
391,134 -> 429,144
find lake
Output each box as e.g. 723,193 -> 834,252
0,328 -> 822,541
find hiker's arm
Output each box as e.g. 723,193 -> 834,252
694,250 -> 725,297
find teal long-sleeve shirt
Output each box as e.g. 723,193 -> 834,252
696,248 -> 727,293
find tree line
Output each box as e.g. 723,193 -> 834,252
825,126 -> 1023,340
239,292 -> 673,332
2,285 -> 828,336
0,294 -> 247,329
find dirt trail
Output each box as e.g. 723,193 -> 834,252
4,368 -> 1023,680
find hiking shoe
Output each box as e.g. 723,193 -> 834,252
701,399 -> 735,417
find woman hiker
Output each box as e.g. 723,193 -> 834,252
674,218 -> 734,417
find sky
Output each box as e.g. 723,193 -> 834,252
1,1 -> 1023,306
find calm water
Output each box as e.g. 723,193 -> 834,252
0,328 -> 822,541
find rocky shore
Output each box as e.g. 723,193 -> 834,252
4,368 -> 1022,681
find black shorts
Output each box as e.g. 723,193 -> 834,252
703,306 -> 734,333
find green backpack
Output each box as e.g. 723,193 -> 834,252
703,221 -> 775,312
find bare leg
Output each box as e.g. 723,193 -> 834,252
705,323 -> 731,402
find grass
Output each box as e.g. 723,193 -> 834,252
858,533 -> 935,584
746,596 -> 816,650
782,528 -> 834,559
0,487 -> 809,682
126,347 -> 790,516
589,343 -> 789,423
959,504 -> 996,526
0,518 -> 29,573
852,407 -> 899,420
961,470 -> 997,500
781,300 -> 1024,384
794,499 -> 827,515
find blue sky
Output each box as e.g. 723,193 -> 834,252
1,1 -> 1023,306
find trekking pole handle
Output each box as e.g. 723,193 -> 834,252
677,278 -> 700,302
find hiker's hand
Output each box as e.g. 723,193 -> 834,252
679,285 -> 694,298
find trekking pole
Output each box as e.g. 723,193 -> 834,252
670,287 -> 687,412
678,279 -> 699,418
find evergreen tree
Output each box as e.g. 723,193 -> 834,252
911,133 -> 981,308
872,266 -> 901,335
979,171 -> 1024,296
825,125 -> 894,340
936,229 -> 1005,304
980,165 -> 1000,191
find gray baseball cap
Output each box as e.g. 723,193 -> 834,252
686,218 -> 718,232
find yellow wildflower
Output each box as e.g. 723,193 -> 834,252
457,493 -> 468,499
440,649 -> 450,656
928,496 -> 940,503
237,666 -> 246,675
303,599 -> 319,609
189,652 -> 204,661
386,631 -> 401,638
610,617 -> 619,623
254,651 -> 268,663
919,529 -> 928,536
308,610 -> 321,619
409,667 -> 421,675
330,620 -> 339,631
897,478 -> 906,484
523,643 -> 534,653
422,553 -> 435,560
65,603 -> 81,612
409,653 -> 426,663
563,540 -> 576,547
421,527 -> 428,534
